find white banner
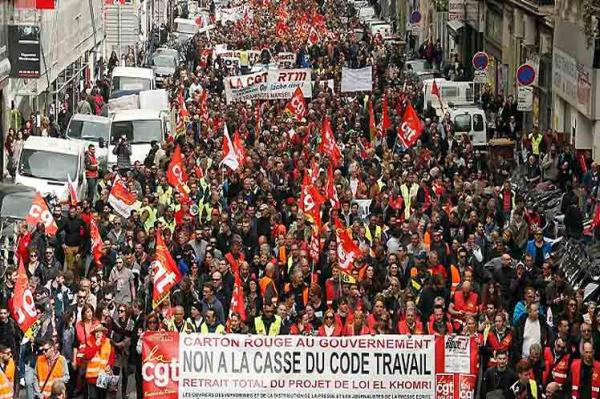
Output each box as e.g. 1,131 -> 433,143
216,5 -> 251,23
224,69 -> 312,103
443,335 -> 471,374
341,66 -> 373,93
179,334 -> 436,399
278,52 -> 296,69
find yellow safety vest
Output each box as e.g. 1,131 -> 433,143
531,134 -> 543,156
200,323 -> 225,334
139,205 -> 157,231
254,316 -> 282,336
400,183 -> 419,219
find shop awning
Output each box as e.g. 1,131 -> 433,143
447,20 -> 465,36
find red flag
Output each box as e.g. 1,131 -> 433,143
166,145 -> 189,200
308,27 -> 319,46
194,15 -> 204,27
309,158 -> 320,184
431,80 -> 444,112
368,99 -> 377,143
397,103 -> 424,148
9,259 -> 39,333
284,87 -> 306,121
232,131 -> 247,166
152,229 -> 183,308
431,80 -> 441,98
309,228 -> 320,264
90,217 -> 103,268
26,192 -> 58,236
221,125 -> 240,171
300,174 -> 325,227
178,90 -> 189,119
15,231 -> 31,263
275,21 -> 288,37
382,95 -> 391,131
256,101 -> 263,139
319,116 -> 342,166
66,174 -> 78,206
230,271 -> 247,322
35,0 -> 55,9
335,222 -> 361,272
326,164 -> 340,209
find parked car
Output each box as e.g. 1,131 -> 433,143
0,184 -> 36,263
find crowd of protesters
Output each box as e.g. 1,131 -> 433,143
1,0 -> 600,398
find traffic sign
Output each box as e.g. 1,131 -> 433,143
517,86 -> 533,111
410,11 -> 422,24
472,52 -> 489,71
473,70 -> 487,84
516,64 -> 536,86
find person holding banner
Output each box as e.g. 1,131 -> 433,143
84,324 -> 115,399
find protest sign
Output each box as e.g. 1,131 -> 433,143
141,331 -> 179,399
341,66 -> 373,92
142,333 -> 477,399
224,68 -> 312,103
179,334 -> 435,399
278,52 -> 296,69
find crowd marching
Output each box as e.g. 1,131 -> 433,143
1,0 -> 600,398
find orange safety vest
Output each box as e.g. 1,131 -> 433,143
449,264 -> 461,294
542,348 -> 569,387
35,355 -> 65,399
571,359 -> 600,399
259,276 -> 278,299
85,338 -> 112,381
0,368 -> 12,399
2,358 -> 14,384
284,283 -> 308,305
397,320 -> 424,335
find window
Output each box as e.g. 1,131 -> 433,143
473,114 -> 484,131
441,87 -> 458,99
19,149 -> 78,182
454,115 -> 471,133
67,120 -> 110,142
111,119 -> 162,144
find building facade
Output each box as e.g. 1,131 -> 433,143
2,0 -> 104,137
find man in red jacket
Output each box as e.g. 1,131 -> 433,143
570,342 -> 600,399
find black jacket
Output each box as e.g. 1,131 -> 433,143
512,316 -> 553,362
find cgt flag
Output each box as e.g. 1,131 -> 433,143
166,145 -> 190,201
284,87 -> 306,121
90,217 -> 104,269
108,175 -> 140,218
152,229 -> 183,308
9,258 -> 39,333
397,103 -> 424,149
26,192 -> 58,236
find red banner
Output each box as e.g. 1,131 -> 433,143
26,192 -> 58,236
141,331 -> 179,399
9,259 -> 39,333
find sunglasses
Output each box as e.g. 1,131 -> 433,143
325,315 -> 334,320
118,308 -> 126,313
41,347 -> 52,353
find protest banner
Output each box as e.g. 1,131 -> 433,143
141,331 -> 179,399
278,52 -> 296,69
224,68 -> 312,103
142,333 -> 477,399
216,5 -> 251,23
179,334 -> 435,399
341,66 -> 373,92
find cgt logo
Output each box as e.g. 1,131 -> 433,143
445,336 -> 469,352
436,374 -> 454,399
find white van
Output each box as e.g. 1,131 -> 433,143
108,109 -> 170,167
16,137 -> 87,199
111,67 -> 155,95
448,106 -> 488,147
66,114 -> 111,172
422,79 -> 474,117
